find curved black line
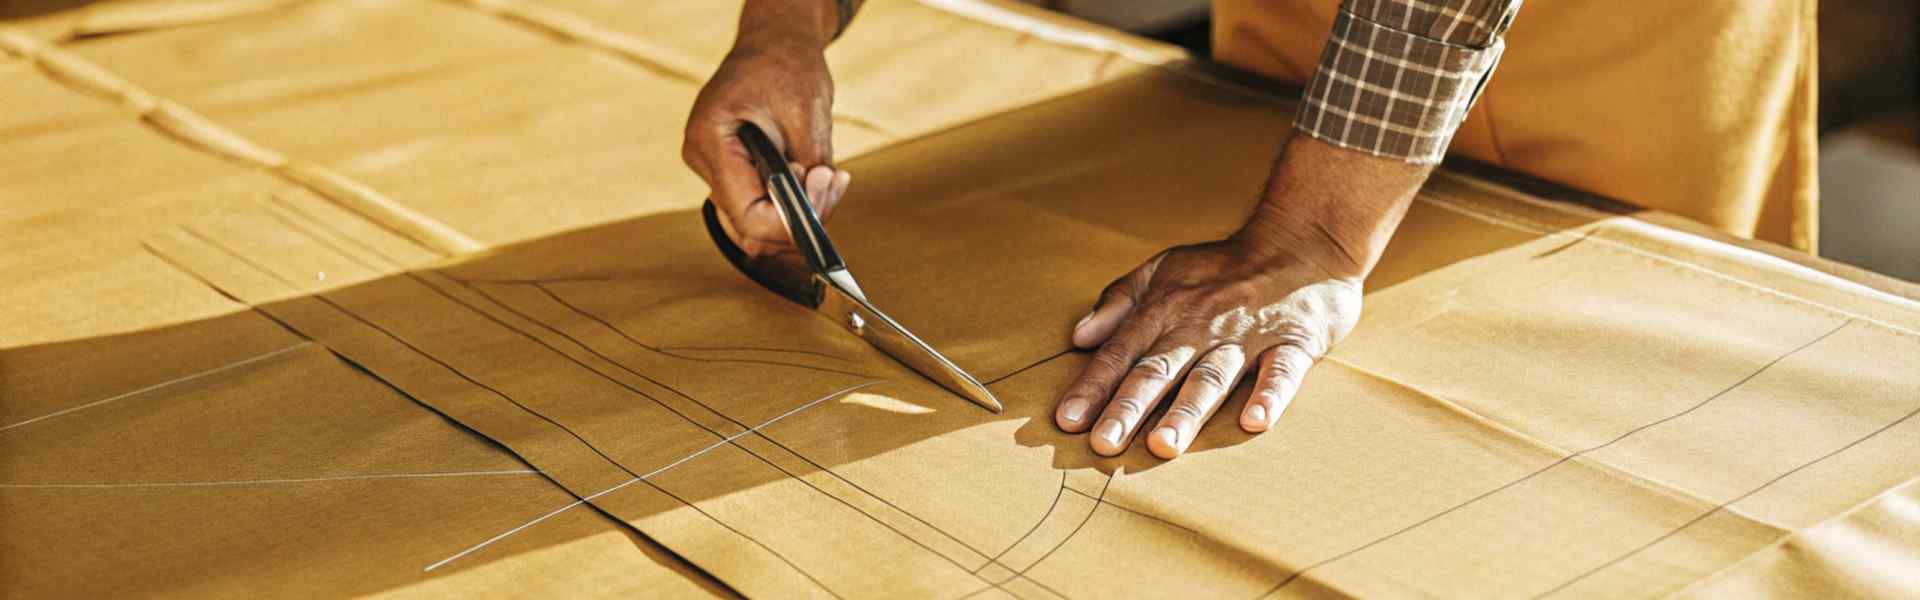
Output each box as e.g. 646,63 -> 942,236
1254,319 -> 1855,598
405,272 -> 727,440
529,281 -> 878,378
314,294 -> 645,479
1062,488 -> 1205,537
184,226 -> 1099,594
446,276 -> 1003,578
383,273 -> 857,597
1018,473 -> 1113,573
180,227 -> 647,483
1006,473 -> 1113,600
1537,377 -> 1920,597
978,471 -> 1069,571
642,479 -> 846,600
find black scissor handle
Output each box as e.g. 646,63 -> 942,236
736,122 -> 846,276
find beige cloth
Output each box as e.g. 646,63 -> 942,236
4,1 -> 1918,598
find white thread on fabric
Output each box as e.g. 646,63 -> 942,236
1,342 -> 312,433
423,380 -> 883,572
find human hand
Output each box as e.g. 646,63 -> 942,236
1053,240 -> 1362,459
683,27 -> 850,257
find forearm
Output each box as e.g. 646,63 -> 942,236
735,0 -> 866,52
1232,134 -> 1430,278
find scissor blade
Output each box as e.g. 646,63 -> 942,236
818,280 -> 1004,413
702,201 -> 1000,412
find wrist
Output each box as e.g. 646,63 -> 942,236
737,0 -> 837,54
1231,134 -> 1429,278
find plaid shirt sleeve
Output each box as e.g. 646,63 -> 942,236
1294,0 -> 1523,164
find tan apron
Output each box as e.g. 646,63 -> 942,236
1214,0 -> 1821,251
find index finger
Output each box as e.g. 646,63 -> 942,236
1055,315 -> 1162,433
691,120 -> 796,255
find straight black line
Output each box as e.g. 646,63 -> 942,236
263,191 -> 409,268
977,471 -> 1070,571
1255,319 -> 1856,598
180,232 -> 651,482
530,281 -> 878,378
742,430 -> 1004,562
178,224 -> 1091,593
141,241 -> 246,306
406,272 -> 729,440
1537,367 -> 1920,597
987,348 -> 1074,385
442,274 -> 623,285
456,277 -> 1004,567
443,268 -> 999,576
641,478 -> 846,600
1010,473 -> 1114,600
659,344 -> 855,362
309,291 -> 644,480
181,225 -> 303,289
452,278 -> 737,423
262,205 -> 385,272
736,430 -> 999,579
147,239 -> 743,597
465,278 -> 876,390
1062,487 -> 1204,537
1019,474 -> 1114,573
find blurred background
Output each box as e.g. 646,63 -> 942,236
7,0 -> 1912,281
1024,0 -> 1920,282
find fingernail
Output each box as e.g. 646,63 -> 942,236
1247,403 -> 1267,425
1074,311 -> 1094,330
1095,420 -> 1123,448
1059,398 -> 1088,424
1151,427 -> 1180,456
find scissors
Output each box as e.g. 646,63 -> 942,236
700,122 -> 1003,413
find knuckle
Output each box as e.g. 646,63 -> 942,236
1100,276 -> 1137,304
1263,318 -> 1327,356
1087,349 -> 1135,375
1264,346 -> 1315,383
1165,402 -> 1206,423
1131,346 -> 1195,380
1208,306 -> 1255,343
1109,397 -> 1149,419
681,141 -> 704,170
1190,361 -> 1235,390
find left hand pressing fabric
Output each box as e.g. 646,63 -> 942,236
1052,134 -> 1427,460
1052,239 -> 1361,459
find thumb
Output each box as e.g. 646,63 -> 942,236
1072,253 -> 1165,348
1071,293 -> 1132,349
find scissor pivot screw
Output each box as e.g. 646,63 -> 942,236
847,312 -> 866,334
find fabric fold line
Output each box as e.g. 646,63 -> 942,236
0,29 -> 483,258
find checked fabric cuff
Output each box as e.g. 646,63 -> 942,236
1293,5 -> 1510,165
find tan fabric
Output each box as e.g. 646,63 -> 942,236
5,0 -> 1916,598
1216,0 -> 1823,251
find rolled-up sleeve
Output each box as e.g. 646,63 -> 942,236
1293,0 -> 1522,164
